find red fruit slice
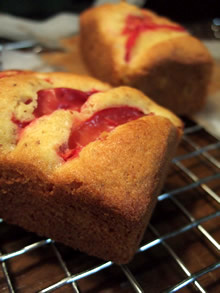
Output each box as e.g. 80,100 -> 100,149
11,115 -> 33,142
11,115 -> 32,130
12,87 -> 98,141
122,14 -> 185,62
34,88 -> 97,117
59,106 -> 146,161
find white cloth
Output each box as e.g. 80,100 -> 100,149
0,13 -> 78,47
193,91 -> 220,139
193,40 -> 220,139
1,50 -> 53,72
0,0 -> 145,46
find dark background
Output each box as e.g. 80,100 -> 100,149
0,0 -> 219,21
0,0 -> 219,39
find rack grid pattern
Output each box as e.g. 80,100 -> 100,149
0,117 -> 219,293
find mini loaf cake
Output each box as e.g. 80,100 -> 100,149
80,2 -> 213,115
0,70 -> 182,263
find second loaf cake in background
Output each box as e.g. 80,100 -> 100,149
80,2 -> 213,116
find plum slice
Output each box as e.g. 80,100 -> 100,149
34,88 -> 98,117
122,14 -> 185,62
12,87 -> 98,139
59,106 -> 146,161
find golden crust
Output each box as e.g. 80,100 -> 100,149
80,2 -> 213,115
0,70 -> 182,263
53,115 -> 179,216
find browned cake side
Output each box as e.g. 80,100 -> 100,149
0,71 -> 182,263
80,2 -> 213,115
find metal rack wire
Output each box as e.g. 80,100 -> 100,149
0,117 -> 219,293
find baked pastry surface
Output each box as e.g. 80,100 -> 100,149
80,2 -> 213,115
0,70 -> 182,263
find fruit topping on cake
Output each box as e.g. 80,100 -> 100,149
59,106 -> 146,161
122,14 -> 185,62
11,88 -> 99,140
33,88 -> 98,117
11,86 -> 147,161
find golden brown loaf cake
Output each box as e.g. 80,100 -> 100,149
0,70 -> 182,264
80,2 -> 213,116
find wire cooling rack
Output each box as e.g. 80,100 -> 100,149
0,116 -> 219,293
